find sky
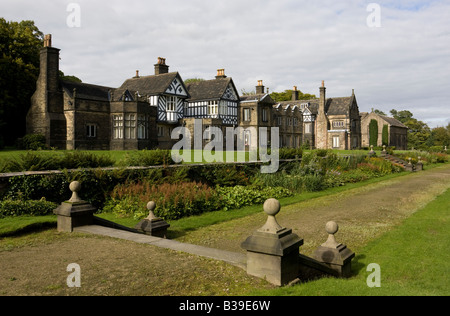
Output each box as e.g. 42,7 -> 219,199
2,0 -> 449,128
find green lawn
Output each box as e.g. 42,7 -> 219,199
251,187 -> 450,296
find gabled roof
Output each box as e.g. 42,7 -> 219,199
114,72 -> 188,100
326,97 -> 354,115
361,112 -> 408,129
186,77 -> 239,102
240,93 -> 275,104
61,80 -> 113,102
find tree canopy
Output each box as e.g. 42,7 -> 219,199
270,89 -> 317,102
0,18 -> 43,147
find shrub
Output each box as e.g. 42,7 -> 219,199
60,151 -> 115,169
119,149 -> 176,167
103,181 -> 221,220
21,134 -> 47,150
0,198 -> 57,218
216,185 -> 292,211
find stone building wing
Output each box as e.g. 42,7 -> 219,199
61,80 -> 113,102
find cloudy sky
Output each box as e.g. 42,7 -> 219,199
2,0 -> 449,127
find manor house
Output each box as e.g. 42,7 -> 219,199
27,35 -> 366,151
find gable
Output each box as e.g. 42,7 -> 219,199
165,75 -> 188,97
223,82 -> 238,101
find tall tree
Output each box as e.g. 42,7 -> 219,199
391,109 -> 431,150
0,19 -> 43,147
369,119 -> 378,147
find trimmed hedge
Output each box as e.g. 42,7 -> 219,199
0,199 -> 57,218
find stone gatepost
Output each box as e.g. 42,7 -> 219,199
241,199 -> 303,286
416,156 -> 423,171
53,181 -> 96,232
313,221 -> 355,278
134,201 -> 170,238
381,145 -> 387,157
369,145 -> 375,156
405,157 -> 413,172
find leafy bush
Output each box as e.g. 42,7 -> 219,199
3,151 -> 60,172
21,134 -> 47,150
216,185 -> 292,211
0,198 -> 57,218
119,149 -> 176,167
102,181 -> 221,220
59,151 -> 115,169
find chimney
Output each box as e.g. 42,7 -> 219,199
40,34 -> 60,93
134,70 -> 140,78
216,69 -> 227,79
319,80 -> 326,114
44,34 -> 52,47
256,80 -> 265,94
292,86 -> 299,101
154,57 -> 169,75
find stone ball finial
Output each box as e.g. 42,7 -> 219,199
69,181 -> 81,193
325,221 -> 339,235
147,201 -> 156,212
68,181 -> 82,203
263,198 -> 281,217
146,201 -> 157,221
322,221 -> 341,248
259,199 -> 284,234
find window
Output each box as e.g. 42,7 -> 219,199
262,108 -> 268,122
333,136 -> 340,148
113,115 -> 123,139
305,123 -> 311,134
277,117 -> 282,126
157,126 -> 164,137
149,96 -> 158,106
243,108 -> 251,122
244,130 -> 251,146
208,101 -> 218,116
293,118 -> 298,126
137,114 -> 147,139
166,96 -> 176,112
86,124 -> 96,138
124,114 -> 136,139
333,121 -> 345,128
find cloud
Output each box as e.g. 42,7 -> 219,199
1,0 -> 449,127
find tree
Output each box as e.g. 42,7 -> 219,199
270,89 -> 317,102
0,19 -> 43,147
369,119 -> 378,147
374,109 -> 386,116
390,109 -> 431,150
382,124 -> 389,146
431,126 -> 450,147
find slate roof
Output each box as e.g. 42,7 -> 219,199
360,112 -> 408,129
325,97 -> 354,115
114,72 -> 183,100
61,80 -> 113,102
240,93 -> 275,104
280,96 -> 355,116
186,77 -> 239,102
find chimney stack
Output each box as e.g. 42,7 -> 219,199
134,70 -> 140,78
44,34 -> 52,48
292,86 -> 299,101
216,69 -> 227,79
319,81 -> 326,113
154,57 -> 169,75
256,80 -> 265,94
